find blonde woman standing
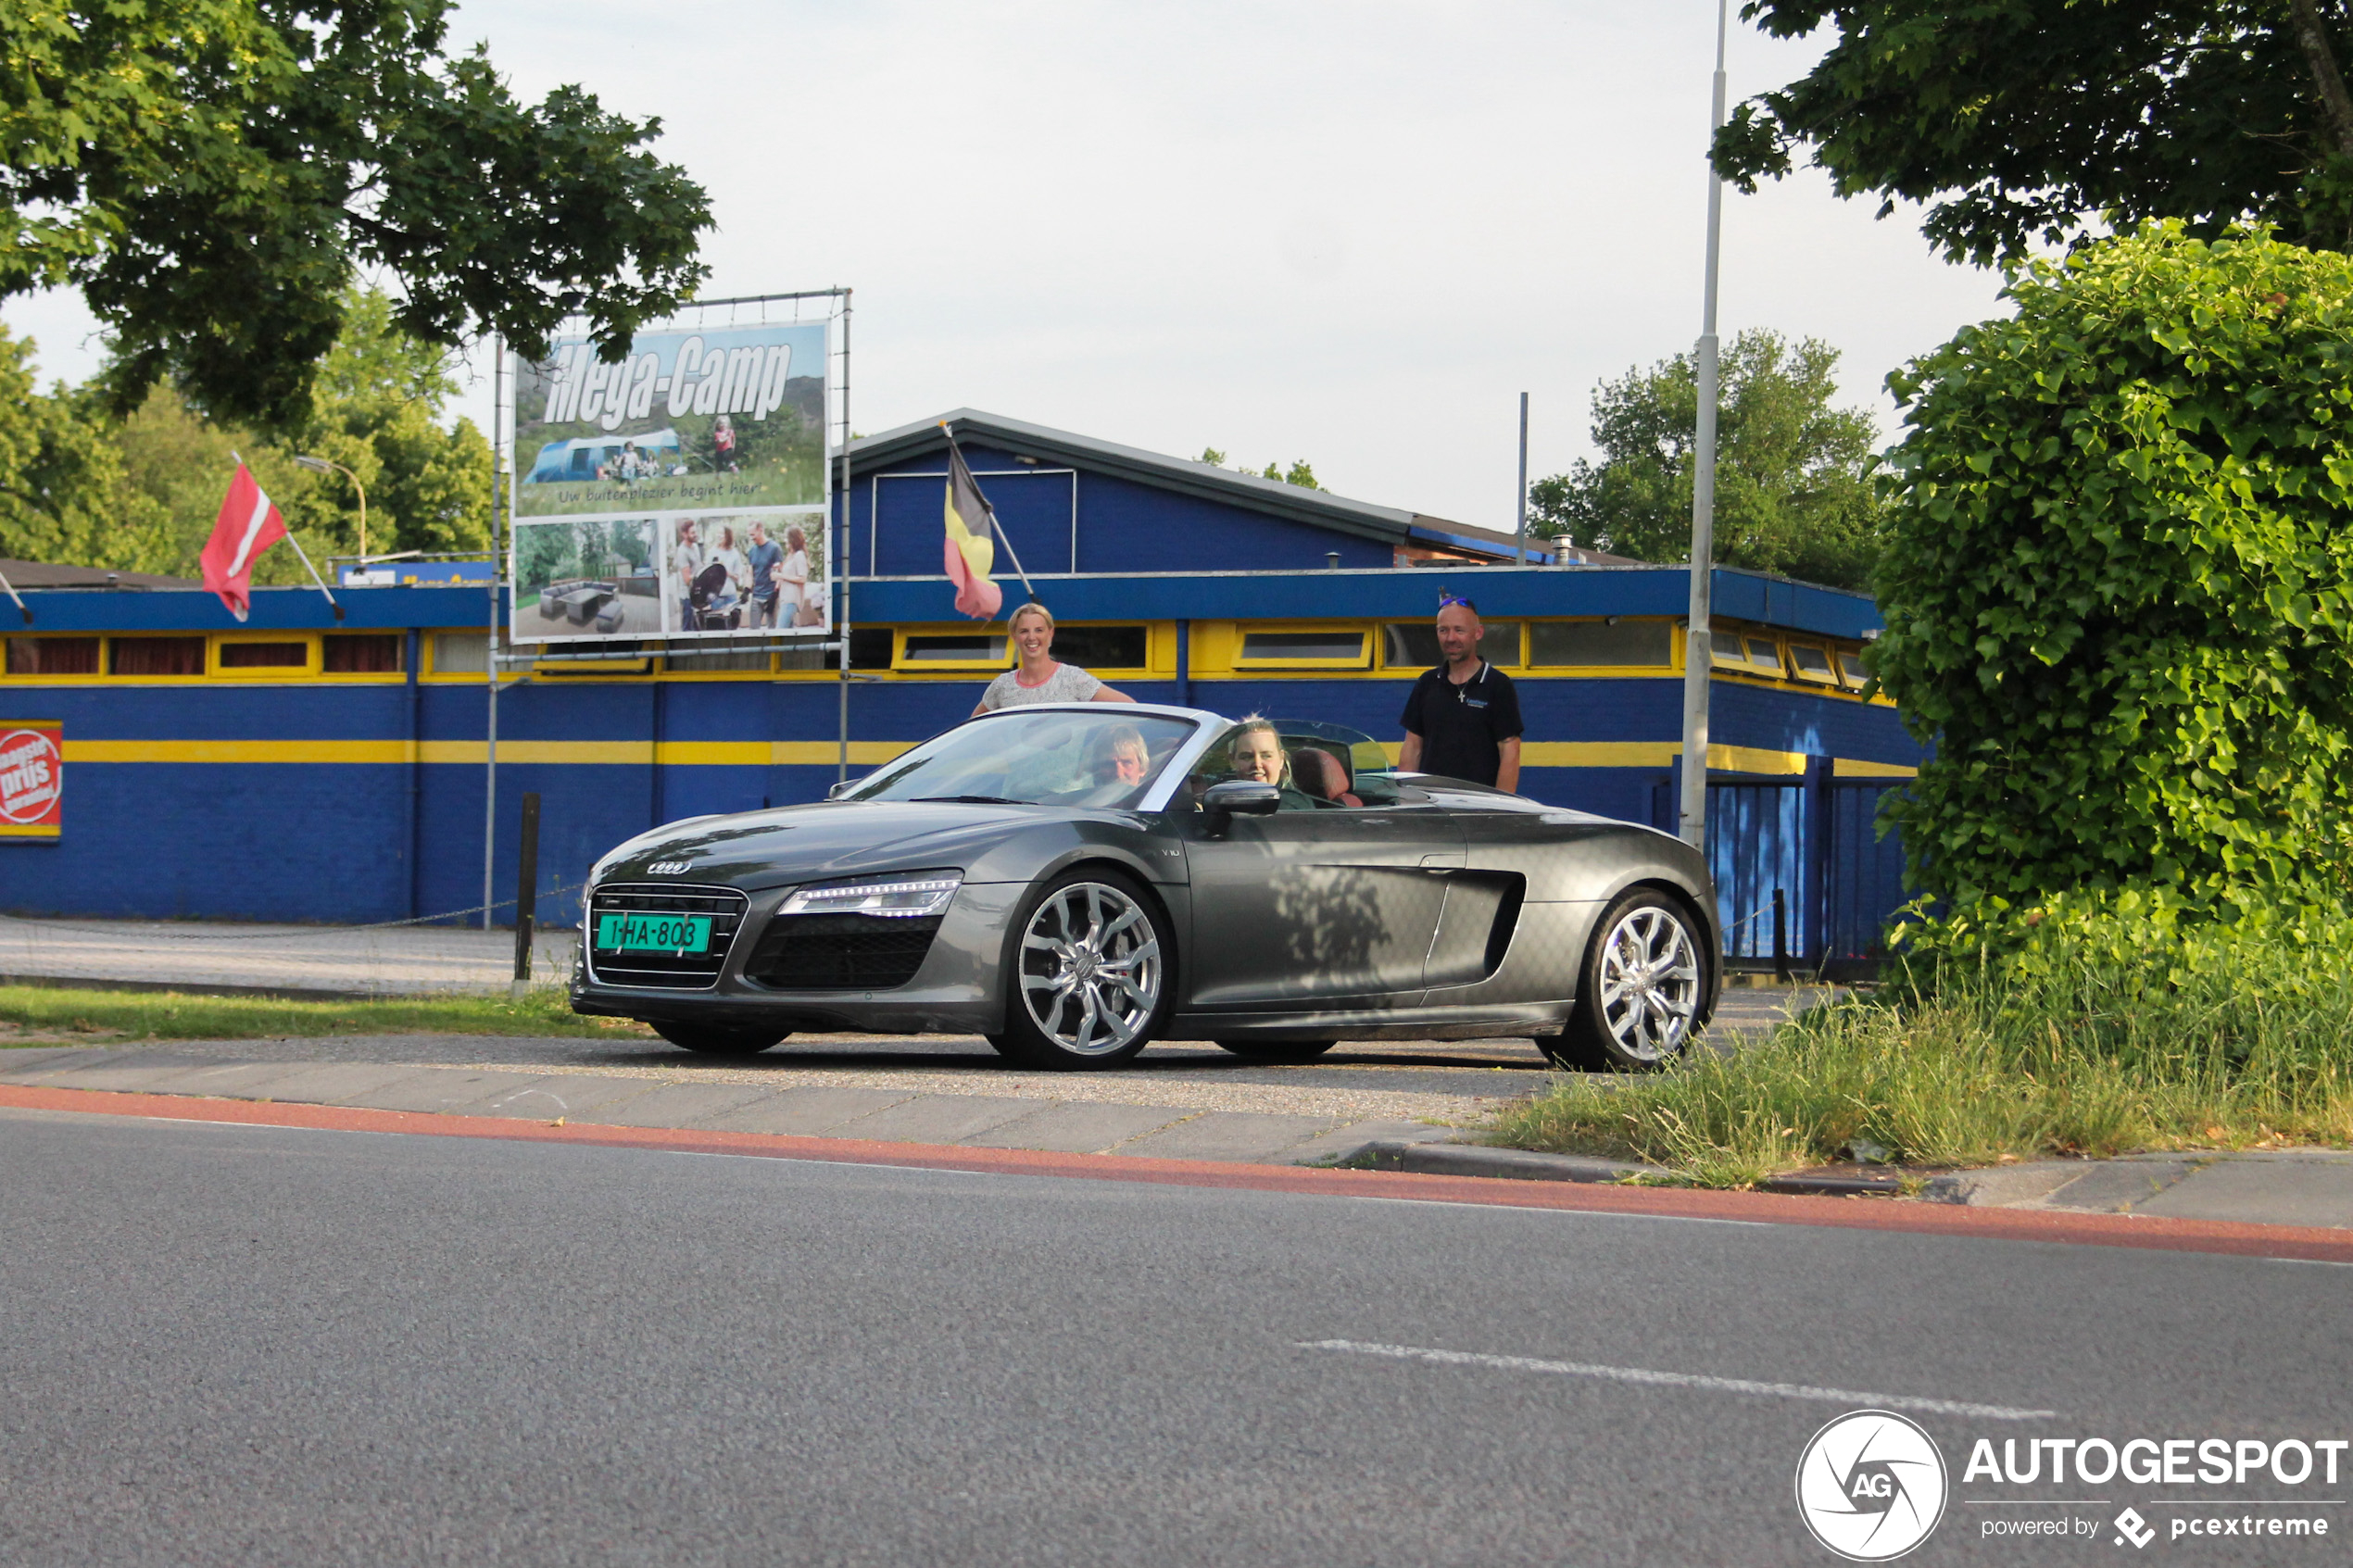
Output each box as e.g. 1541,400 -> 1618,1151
973,603 -> 1137,715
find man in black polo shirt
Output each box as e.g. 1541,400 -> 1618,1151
1399,595 -> 1523,791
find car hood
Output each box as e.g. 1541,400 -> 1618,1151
591,799 -> 1080,890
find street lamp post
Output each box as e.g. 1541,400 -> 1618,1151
291,455 -> 369,564
1678,0 -> 1730,850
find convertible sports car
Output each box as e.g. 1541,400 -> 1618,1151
571,704 -> 1719,1071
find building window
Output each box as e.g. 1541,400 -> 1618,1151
218,640 -> 308,670
780,628 -> 891,672
1529,620 -> 1672,668
900,633 -> 1008,666
1383,621 -> 1523,669
1788,644 -> 1838,686
1709,630 -> 1783,677
433,633 -> 491,673
1047,624 -> 1148,670
1834,648 -> 1872,693
323,634 -> 404,674
666,639 -> 773,672
1235,628 -> 1370,668
110,637 -> 207,677
5,636 -> 100,675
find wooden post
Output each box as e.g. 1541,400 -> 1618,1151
510,792 -> 540,998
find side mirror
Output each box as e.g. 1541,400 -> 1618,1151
1200,779 -> 1280,833
825,778 -> 865,801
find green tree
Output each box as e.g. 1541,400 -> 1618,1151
1712,1 -> 2353,262
0,328 -> 167,570
1,0 -> 711,431
1873,223 -> 2353,909
1529,329 -> 1886,589
102,285 -> 493,581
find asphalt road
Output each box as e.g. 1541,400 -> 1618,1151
6,1108 -> 2345,1567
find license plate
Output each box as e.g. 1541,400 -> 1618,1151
596,912 -> 713,953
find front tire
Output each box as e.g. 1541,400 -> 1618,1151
994,870 -> 1172,1070
1213,1039 -> 1339,1062
652,1022 -> 790,1057
1541,889 -> 1710,1072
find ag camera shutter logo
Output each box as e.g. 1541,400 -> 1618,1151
1795,1410 -> 1948,1561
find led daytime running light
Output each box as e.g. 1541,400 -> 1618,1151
779,873 -> 962,919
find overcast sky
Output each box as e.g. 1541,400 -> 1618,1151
4,2 -> 2007,532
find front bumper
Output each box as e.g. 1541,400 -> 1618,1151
571,878 -> 1026,1035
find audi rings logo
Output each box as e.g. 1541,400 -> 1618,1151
646,861 -> 691,875
1795,1411 -> 1948,1562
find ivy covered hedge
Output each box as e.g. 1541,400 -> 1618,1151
1874,223 -> 2353,909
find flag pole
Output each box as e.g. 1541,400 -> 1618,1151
280,531 -> 346,621
229,451 -> 343,620
0,566 -> 30,624
937,421 -> 1037,604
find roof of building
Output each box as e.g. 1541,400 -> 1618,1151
848,408 -> 1550,563
0,557 -> 197,590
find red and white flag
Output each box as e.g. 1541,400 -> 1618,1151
203,463 -> 288,622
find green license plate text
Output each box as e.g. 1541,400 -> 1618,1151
597,912 -> 713,953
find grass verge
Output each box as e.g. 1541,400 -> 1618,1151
1489,909 -> 2353,1187
0,985 -> 648,1042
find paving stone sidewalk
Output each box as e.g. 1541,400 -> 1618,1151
0,1046 -> 1473,1168
1924,1151 -> 2353,1230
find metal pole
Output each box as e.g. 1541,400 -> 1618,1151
484,337 -> 504,929
837,290 -> 853,785
1515,391 -> 1530,562
511,792 -> 540,997
1678,0 -> 1730,850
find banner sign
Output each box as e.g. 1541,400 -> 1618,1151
508,320 -> 830,644
0,721 -> 62,839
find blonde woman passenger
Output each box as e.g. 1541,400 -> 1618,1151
1224,716 -> 1317,811
972,603 -> 1137,715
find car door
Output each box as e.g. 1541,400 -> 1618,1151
1178,791 -> 1466,1009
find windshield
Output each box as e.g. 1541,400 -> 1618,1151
846,709 -> 1202,809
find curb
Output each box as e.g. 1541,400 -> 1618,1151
10,1082 -> 2353,1261
1345,1141 -> 1668,1184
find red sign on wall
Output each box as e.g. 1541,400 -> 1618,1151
0,722 -> 61,839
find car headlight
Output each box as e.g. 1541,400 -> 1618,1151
778,872 -> 963,919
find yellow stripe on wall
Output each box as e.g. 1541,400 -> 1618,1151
0,822 -> 60,836
64,739 -> 411,764
64,737 -> 919,767
54,735 -> 1911,778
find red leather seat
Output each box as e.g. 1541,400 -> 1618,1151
1290,746 -> 1362,809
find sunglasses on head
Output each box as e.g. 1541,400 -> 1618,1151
1438,594 -> 1474,610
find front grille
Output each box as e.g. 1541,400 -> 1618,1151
743,913 -> 944,991
586,883 -> 749,989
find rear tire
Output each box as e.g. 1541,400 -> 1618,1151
1541,888 -> 1711,1072
993,869 -> 1172,1070
652,1022 -> 789,1057
1213,1039 -> 1339,1062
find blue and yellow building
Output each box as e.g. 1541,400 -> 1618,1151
0,410 -> 1921,964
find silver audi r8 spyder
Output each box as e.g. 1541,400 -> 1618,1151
570,704 -> 1720,1071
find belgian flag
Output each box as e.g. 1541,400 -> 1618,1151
942,432 -> 1004,620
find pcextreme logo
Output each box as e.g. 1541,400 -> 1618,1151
1796,1410 -> 1949,1562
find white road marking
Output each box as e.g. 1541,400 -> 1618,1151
1299,1338 -> 2059,1420
2267,1257 -> 2353,1268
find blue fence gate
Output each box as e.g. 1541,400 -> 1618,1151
1651,764 -> 1910,976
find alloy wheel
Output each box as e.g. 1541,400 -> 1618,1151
1018,881 -> 1164,1057
1592,904 -> 1702,1062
